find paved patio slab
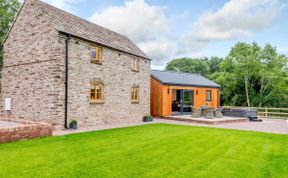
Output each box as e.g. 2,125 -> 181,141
215,118 -> 288,134
154,118 -> 288,134
160,115 -> 248,125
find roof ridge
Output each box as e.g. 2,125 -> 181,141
37,0 -> 130,40
151,70 -> 221,88
152,70 -> 200,75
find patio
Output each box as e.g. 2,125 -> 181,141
159,115 -> 248,125
154,118 -> 288,134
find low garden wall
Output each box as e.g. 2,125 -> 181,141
0,118 -> 53,144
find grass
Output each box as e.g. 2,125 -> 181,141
0,124 -> 287,178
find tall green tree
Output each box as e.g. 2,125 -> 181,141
212,42 -> 288,107
165,57 -> 210,77
207,56 -> 224,74
227,42 -> 262,107
0,0 -> 21,68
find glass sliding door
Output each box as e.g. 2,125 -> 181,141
180,90 -> 194,114
172,89 -> 194,115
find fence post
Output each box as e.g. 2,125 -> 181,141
265,107 -> 268,117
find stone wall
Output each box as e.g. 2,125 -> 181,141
65,38 -> 150,127
1,0 -> 65,126
0,118 -> 53,143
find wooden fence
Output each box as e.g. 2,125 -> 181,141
224,106 -> 288,120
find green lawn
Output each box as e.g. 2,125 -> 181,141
0,124 -> 287,178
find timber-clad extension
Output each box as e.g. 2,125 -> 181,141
151,70 -> 221,117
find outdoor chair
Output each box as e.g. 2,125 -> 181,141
203,107 -> 215,119
191,108 -> 202,118
214,107 -> 223,118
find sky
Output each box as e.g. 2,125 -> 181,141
19,0 -> 288,69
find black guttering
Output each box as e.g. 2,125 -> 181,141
64,34 -> 71,129
151,75 -> 221,89
58,31 -> 152,61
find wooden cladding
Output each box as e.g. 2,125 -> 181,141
151,77 -> 220,116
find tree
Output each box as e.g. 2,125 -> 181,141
165,42 -> 288,108
227,42 -> 262,107
165,57 -> 210,77
207,56 -> 223,74
0,0 -> 21,69
212,42 -> 288,107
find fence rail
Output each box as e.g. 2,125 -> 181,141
224,106 -> 288,120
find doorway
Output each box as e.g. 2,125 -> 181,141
172,89 -> 194,115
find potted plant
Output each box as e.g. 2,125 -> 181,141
143,114 -> 153,122
69,120 -> 77,129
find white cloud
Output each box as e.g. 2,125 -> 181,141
197,0 -> 283,41
89,0 -> 286,67
138,40 -> 173,66
179,0 -> 286,53
18,0 -> 287,68
89,0 -> 169,43
89,0 -> 174,65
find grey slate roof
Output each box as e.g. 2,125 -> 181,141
4,0 -> 149,59
151,70 -> 221,88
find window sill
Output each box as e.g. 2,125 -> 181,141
131,69 -> 139,73
131,101 -> 139,104
91,60 -> 102,65
90,101 -> 104,104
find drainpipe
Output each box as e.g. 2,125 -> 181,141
64,34 -> 71,129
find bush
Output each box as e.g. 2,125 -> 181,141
69,120 -> 77,129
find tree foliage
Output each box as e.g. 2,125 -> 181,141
0,0 -> 21,68
165,42 -> 288,107
166,57 -> 213,77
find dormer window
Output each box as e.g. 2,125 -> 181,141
132,58 -> 139,72
90,46 -> 102,63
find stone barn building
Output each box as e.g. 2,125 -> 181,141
1,0 -> 151,128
